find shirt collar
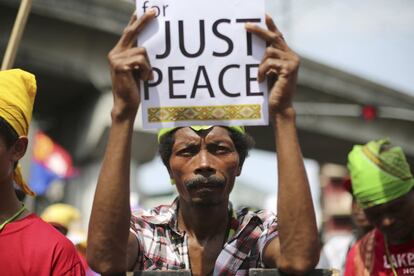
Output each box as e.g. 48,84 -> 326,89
141,197 -> 261,238
139,198 -> 181,235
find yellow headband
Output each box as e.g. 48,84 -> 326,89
0,69 -> 37,196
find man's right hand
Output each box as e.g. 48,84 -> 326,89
88,10 -> 157,274
108,10 -> 156,119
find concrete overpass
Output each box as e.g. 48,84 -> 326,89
2,0 -> 414,218
2,0 -> 414,166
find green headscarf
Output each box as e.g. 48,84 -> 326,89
157,125 -> 245,142
348,139 -> 414,209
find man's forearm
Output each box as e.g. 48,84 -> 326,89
273,107 -> 319,271
87,10 -> 156,274
87,111 -> 136,274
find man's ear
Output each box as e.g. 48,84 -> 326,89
236,165 -> 242,177
167,168 -> 177,185
167,167 -> 174,179
11,136 -> 28,161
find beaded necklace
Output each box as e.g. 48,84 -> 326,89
384,235 -> 398,276
0,204 -> 26,231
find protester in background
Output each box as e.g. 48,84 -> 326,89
318,178 -> 373,274
344,139 -> 414,275
0,69 -> 85,275
87,10 -> 319,275
41,203 -> 81,235
41,203 -> 98,275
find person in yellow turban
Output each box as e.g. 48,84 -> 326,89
344,139 -> 414,276
41,203 -> 81,235
0,68 -> 36,196
0,69 -> 85,275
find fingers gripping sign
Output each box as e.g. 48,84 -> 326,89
108,10 -> 157,115
245,15 -> 300,115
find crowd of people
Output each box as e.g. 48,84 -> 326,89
0,8 -> 413,276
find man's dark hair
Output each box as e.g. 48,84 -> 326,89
158,127 -> 255,170
0,117 -> 18,148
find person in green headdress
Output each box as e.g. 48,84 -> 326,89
344,139 -> 414,276
87,10 -> 319,275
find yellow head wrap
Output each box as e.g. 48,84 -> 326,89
0,69 -> 37,196
41,203 -> 81,229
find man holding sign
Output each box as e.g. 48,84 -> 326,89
87,5 -> 319,276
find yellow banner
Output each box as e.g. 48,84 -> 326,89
148,104 -> 261,122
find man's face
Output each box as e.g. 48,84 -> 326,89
169,127 -> 241,207
364,189 -> 414,244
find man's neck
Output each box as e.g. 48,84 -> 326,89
0,180 -> 25,223
383,228 -> 414,245
177,198 -> 229,242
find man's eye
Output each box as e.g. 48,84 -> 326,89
177,147 -> 197,156
213,146 -> 231,154
177,150 -> 191,156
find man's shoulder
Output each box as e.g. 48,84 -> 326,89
135,202 -> 175,216
234,207 -> 277,232
349,229 -> 377,257
28,214 -> 78,248
5,214 -> 83,272
32,217 -> 84,273
13,214 -> 60,236
236,207 -> 276,223
131,201 -> 176,226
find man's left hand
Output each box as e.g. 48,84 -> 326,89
245,15 -> 300,116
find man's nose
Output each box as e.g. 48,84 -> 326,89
194,150 -> 216,176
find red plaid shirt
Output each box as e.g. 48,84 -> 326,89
130,198 -> 278,275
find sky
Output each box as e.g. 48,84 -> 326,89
267,0 -> 414,96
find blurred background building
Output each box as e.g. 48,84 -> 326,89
1,0 -> 414,241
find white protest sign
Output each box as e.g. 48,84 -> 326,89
137,0 -> 267,129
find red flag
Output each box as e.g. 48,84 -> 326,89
29,131 -> 77,195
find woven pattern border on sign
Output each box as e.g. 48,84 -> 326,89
148,104 -> 261,122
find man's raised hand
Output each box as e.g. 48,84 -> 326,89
108,10 -> 156,117
245,15 -> 300,116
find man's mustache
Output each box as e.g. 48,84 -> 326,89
185,175 -> 225,190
